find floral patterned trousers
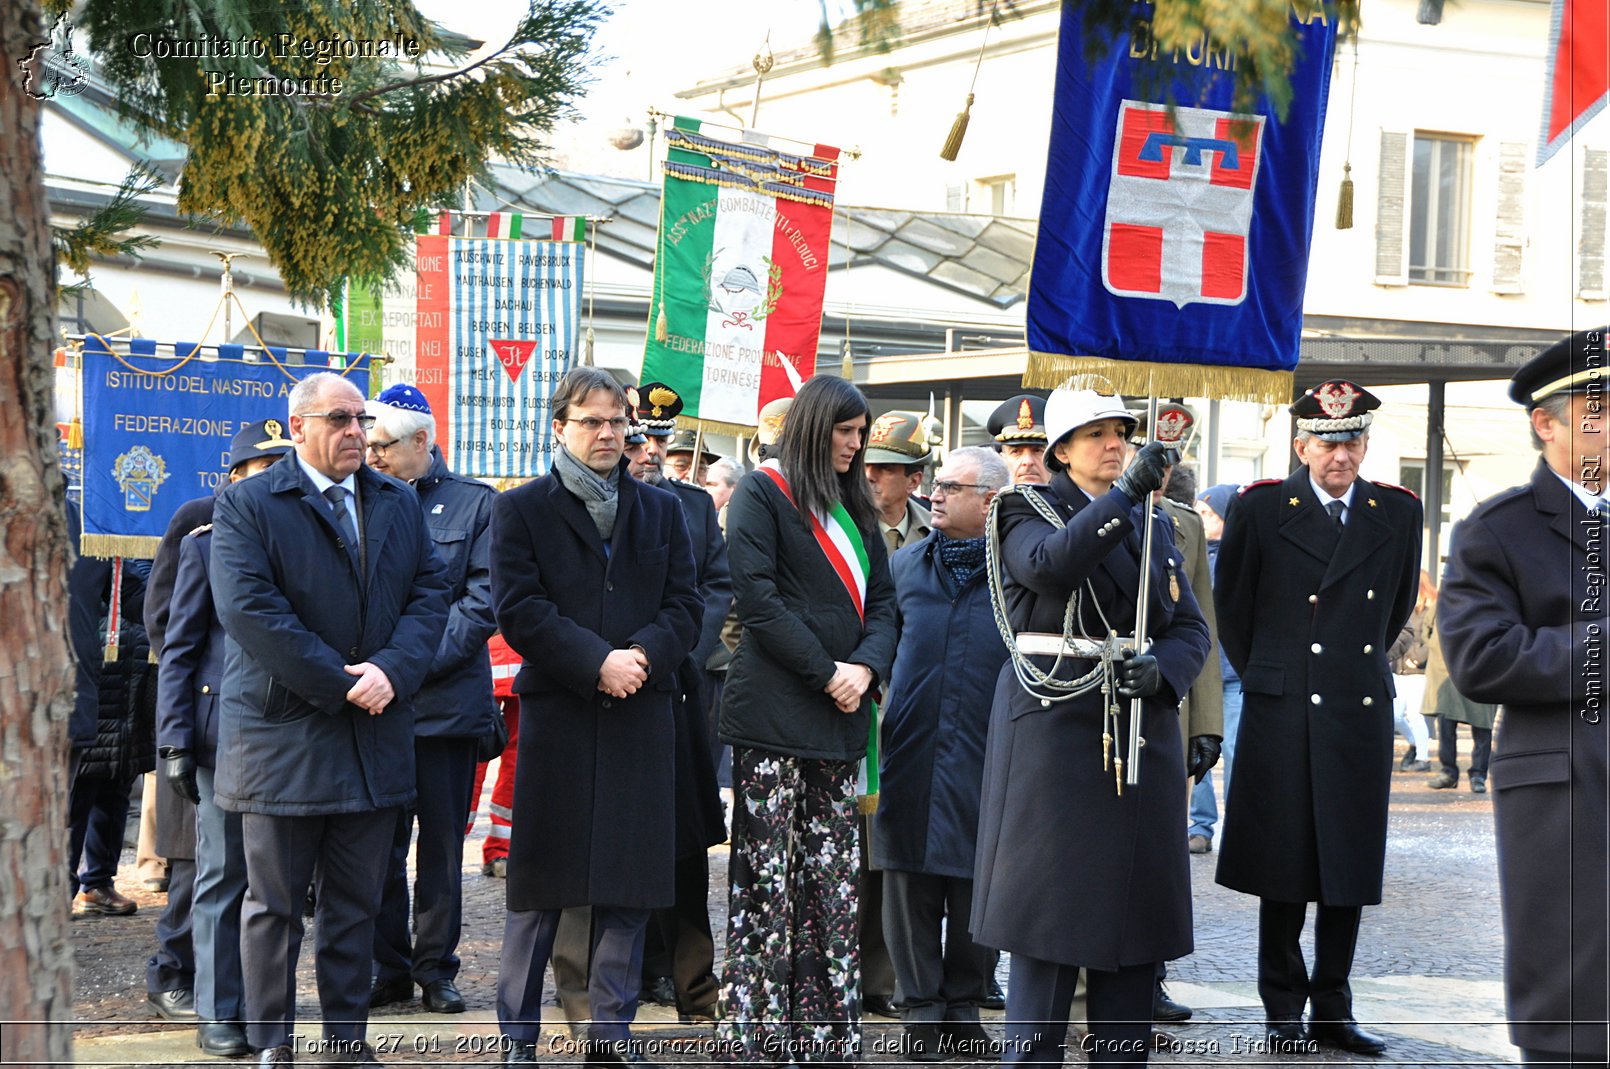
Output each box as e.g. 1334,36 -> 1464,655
718,748 -> 862,1064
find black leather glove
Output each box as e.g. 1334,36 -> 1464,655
1188,734 -> 1223,783
1116,648 -> 1161,698
159,746 -> 200,805
1113,441 -> 1178,505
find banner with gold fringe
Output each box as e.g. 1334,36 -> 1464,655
641,116 -> 840,430
1024,2 -> 1339,403
78,336 -> 369,559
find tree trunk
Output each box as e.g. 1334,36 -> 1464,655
0,0 -> 77,1062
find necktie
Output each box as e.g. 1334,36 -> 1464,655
1325,499 -> 1345,531
324,485 -> 360,568
885,528 -> 903,554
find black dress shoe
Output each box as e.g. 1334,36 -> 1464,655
1428,769 -> 1458,789
1308,1019 -> 1387,1055
1470,773 -> 1487,794
904,1022 -> 946,1062
942,1021 -> 997,1057
257,1046 -> 294,1066
148,988 -> 199,1021
1153,982 -> 1193,1022
368,975 -> 415,1009
642,975 -> 677,1006
863,993 -> 899,1018
678,1003 -> 718,1024
421,978 -> 466,1014
503,1040 -> 537,1065
197,1020 -> 251,1057
1265,1019 -> 1311,1051
980,979 -> 1006,1010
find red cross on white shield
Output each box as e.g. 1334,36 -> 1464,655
1102,100 -> 1265,309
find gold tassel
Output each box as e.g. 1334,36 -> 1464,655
940,93 -> 974,161
858,793 -> 879,815
67,417 -> 84,449
1023,353 -> 1294,405
655,304 -> 668,343
841,340 -> 854,380
583,326 -> 595,366
1335,163 -> 1355,230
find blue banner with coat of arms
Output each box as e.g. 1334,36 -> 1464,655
79,336 -> 369,558
1024,3 -> 1339,403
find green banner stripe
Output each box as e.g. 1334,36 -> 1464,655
642,173 -> 718,414
345,279 -> 384,356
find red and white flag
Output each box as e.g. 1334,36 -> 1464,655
1539,0 -> 1609,165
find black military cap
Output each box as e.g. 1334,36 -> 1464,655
987,394 -> 1048,444
229,418 -> 294,471
1509,327 -> 1608,408
666,428 -> 720,463
636,381 -> 683,435
1290,380 -> 1381,441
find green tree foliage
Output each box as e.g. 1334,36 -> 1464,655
49,0 -> 606,304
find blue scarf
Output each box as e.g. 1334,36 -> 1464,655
937,532 -> 987,588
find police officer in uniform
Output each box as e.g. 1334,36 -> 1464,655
972,388 -> 1210,1066
1438,329 -> 1608,1068
986,394 -> 1051,486
1213,380 -> 1422,1055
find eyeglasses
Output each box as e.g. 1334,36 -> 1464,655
932,480 -> 985,496
565,417 -> 631,434
366,437 -> 401,455
301,411 -> 375,431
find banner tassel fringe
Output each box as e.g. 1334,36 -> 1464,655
654,305 -> 668,343
67,417 -> 84,450
583,326 -> 595,367
1024,353 -> 1294,406
1335,163 -> 1354,230
79,533 -> 164,561
858,793 -> 879,815
940,93 -> 974,162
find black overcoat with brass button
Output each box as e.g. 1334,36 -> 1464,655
1213,467 -> 1422,906
491,465 -> 703,911
970,474 -> 1210,970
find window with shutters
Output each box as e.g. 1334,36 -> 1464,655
1491,142 -> 1527,294
1580,149 -> 1606,300
1409,134 -> 1474,285
976,174 -> 1016,216
945,183 -> 966,212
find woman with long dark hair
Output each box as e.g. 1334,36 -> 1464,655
716,376 -> 899,1064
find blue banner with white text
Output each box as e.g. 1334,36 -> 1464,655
79,337 -> 369,558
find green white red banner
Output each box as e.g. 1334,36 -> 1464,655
641,116 -> 840,432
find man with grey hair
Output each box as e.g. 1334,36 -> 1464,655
874,446 -> 1010,1060
363,383 -> 498,1016
210,370 -> 450,1065
701,456 -> 742,516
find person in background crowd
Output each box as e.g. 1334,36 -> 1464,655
363,384 -> 498,1017
1214,381 -> 1422,1056
702,457 -> 742,515
1186,484 -> 1242,855
67,511 -> 152,920
859,408 -> 938,1016
986,394 -> 1050,486
155,419 -> 292,1056
971,388 -> 1209,1068
1421,601 -> 1496,793
1438,328 -> 1608,1068
666,428 -> 720,484
717,375 -> 898,1063
875,446 -> 1009,1061
210,371 -> 450,1067
1389,571 -> 1437,773
491,367 -> 702,1067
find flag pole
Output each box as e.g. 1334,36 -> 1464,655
1124,372 -> 1158,791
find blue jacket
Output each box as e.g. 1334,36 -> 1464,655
210,454 -> 450,815
156,527 -> 226,765
874,532 -> 1006,878
412,447 -> 498,738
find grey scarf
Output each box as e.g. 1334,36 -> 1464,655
552,445 -> 620,539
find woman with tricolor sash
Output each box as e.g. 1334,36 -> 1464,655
716,376 -> 899,1064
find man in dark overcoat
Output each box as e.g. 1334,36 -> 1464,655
491,368 -> 702,1067
1213,380 -> 1422,1055
210,371 -> 450,1065
1439,328 -> 1609,1068
363,384 -> 498,1017
971,389 -> 1211,1066
875,447 -> 1009,1060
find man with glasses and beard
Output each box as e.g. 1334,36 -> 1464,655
491,368 -> 702,1067
210,372 -> 450,1066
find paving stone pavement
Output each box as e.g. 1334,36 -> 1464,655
64,743 -> 1520,1067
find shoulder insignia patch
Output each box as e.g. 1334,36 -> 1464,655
1372,481 -> 1420,501
1239,478 -> 1281,495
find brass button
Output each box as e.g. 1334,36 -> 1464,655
1363,644 -> 1373,654
1310,694 -> 1322,705
1308,594 -> 1318,604
1098,529 -> 1107,538
1367,589 -> 1376,600
1311,643 -> 1323,654
201,685 -> 210,694
1362,697 -> 1374,706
